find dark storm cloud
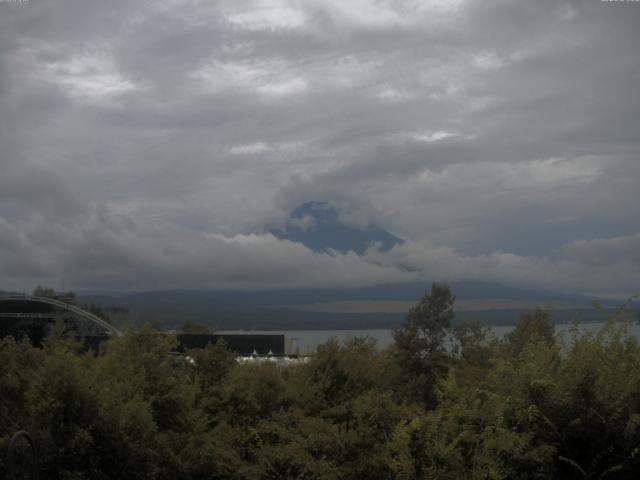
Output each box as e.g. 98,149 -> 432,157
0,0 -> 638,293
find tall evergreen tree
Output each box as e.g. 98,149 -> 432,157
393,283 -> 455,408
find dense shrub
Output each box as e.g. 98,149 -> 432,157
1,297 -> 639,479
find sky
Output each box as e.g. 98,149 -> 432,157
0,0 -> 639,295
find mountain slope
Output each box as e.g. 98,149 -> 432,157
269,201 -> 403,254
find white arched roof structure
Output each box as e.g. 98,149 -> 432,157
0,294 -> 122,336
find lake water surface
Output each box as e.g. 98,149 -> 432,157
218,322 -> 640,355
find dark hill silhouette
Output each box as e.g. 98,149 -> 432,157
72,281 -> 632,331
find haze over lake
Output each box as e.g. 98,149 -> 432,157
219,321 -> 640,355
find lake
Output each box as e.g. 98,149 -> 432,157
218,322 -> 640,355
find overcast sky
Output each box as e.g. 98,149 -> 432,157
1,0 -> 639,295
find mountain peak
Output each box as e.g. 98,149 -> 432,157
270,202 -> 403,254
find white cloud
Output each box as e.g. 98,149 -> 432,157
562,234 -> 640,268
473,51 -> 506,70
226,4 -> 307,31
372,85 -> 413,102
364,235 -> 640,295
257,76 -> 308,96
0,205 -> 415,291
1,0 -> 638,296
191,58 -> 308,96
37,49 -> 139,101
229,142 -> 271,155
409,0 -> 470,14
410,130 -> 458,142
1,197 -> 637,295
306,0 -> 405,30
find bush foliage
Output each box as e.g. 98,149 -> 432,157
1,285 -> 639,479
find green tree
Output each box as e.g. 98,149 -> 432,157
506,309 -> 554,355
393,283 -> 455,408
453,319 -> 494,357
33,285 -> 56,298
180,320 -> 211,334
190,339 -> 236,388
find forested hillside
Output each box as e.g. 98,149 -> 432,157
77,281 -> 627,331
1,286 -> 639,479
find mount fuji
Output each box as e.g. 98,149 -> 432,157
269,201 -> 403,254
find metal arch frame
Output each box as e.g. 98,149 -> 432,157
0,294 -> 122,337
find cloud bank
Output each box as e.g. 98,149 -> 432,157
0,0 -> 638,294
